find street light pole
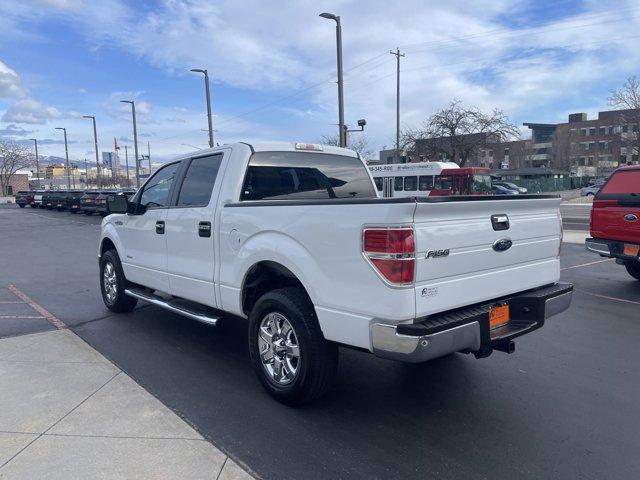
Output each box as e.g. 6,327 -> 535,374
124,145 -> 130,187
390,48 -> 405,164
190,68 -> 214,148
82,115 -> 101,189
29,138 -> 40,188
320,12 -> 346,148
120,100 -> 140,188
55,127 -> 71,189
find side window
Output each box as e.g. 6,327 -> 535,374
418,176 -> 433,191
139,162 -> 179,209
404,176 -> 417,191
177,154 -> 223,207
394,176 -> 404,191
373,177 -> 383,192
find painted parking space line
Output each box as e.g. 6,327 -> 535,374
577,290 -> 640,306
0,315 -> 46,319
7,285 -> 67,329
561,258 -> 613,270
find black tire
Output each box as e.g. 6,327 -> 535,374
625,261 -> 640,281
248,287 -> 338,406
84,211 -> 92,216
18,204 -> 25,208
70,210 -> 77,214
100,249 -> 138,313
30,204 -> 37,209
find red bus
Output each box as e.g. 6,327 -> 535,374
430,167 -> 492,196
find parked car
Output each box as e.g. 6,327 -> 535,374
80,191 -> 100,215
586,165 -> 640,281
99,142 -> 572,405
53,191 -> 68,211
65,190 -> 86,213
493,181 -> 528,194
580,183 -> 604,196
491,184 -> 519,195
42,191 -> 57,210
94,190 -> 118,216
14,191 -> 32,208
33,190 -> 46,208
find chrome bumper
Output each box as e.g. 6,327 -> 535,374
371,283 -> 573,363
585,238 -> 611,256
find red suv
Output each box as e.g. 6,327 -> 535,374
586,166 -> 640,280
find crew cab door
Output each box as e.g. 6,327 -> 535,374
119,162 -> 180,293
165,152 -> 225,307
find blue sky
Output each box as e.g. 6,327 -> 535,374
1,0 -> 639,163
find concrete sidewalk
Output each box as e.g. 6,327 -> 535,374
0,329 -> 253,480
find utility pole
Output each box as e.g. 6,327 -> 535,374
124,145 -> 130,187
190,68 -> 215,148
82,115 -> 101,189
390,48 -> 405,164
120,100 -> 140,188
55,127 -> 71,189
320,13 -> 346,147
29,139 -> 40,188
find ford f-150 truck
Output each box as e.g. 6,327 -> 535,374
586,165 -> 640,280
99,142 -> 572,405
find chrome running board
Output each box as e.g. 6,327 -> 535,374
124,288 -> 219,326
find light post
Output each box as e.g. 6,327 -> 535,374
120,100 -> 140,188
190,68 -> 215,148
124,145 -> 130,187
29,138 -> 40,188
82,115 -> 101,189
320,12 -> 346,148
345,119 -> 366,148
54,127 -> 71,189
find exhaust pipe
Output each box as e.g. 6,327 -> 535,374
494,340 -> 515,354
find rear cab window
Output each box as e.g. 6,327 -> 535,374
599,169 -> 640,195
240,151 -> 376,201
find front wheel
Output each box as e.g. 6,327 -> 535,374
625,261 -> 640,281
100,250 -> 138,312
248,287 -> 338,406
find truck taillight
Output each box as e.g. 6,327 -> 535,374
363,228 -> 415,285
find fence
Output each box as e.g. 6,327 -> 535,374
502,177 -> 594,193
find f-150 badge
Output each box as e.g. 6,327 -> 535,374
426,249 -> 450,259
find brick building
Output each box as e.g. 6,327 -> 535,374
1,172 -> 29,196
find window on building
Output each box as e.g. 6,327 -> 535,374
578,157 -> 586,166
580,128 -> 587,136
599,127 -> 606,136
623,125 -> 629,133
504,148 -> 510,156
589,127 -> 596,136
488,150 -> 494,157
588,156 -> 594,166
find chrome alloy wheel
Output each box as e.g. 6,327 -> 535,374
258,312 -> 300,385
102,261 -> 118,304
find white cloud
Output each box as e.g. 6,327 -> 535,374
1,98 -> 61,124
0,60 -> 25,99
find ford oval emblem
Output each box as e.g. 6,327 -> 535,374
493,238 -> 513,252
624,213 -> 638,222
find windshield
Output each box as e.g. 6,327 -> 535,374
471,175 -> 492,193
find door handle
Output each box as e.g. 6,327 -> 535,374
155,220 -> 165,234
491,214 -> 510,231
198,221 -> 211,238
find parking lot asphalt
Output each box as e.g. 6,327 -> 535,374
1,204 -> 639,480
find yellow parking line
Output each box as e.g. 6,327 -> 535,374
561,259 -> 613,270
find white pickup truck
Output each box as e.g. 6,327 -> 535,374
99,142 -> 572,405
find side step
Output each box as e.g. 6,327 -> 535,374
124,288 -> 219,326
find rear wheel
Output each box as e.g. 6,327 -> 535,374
248,287 -> 338,406
18,204 -> 25,208
100,250 -> 138,313
625,261 -> 640,281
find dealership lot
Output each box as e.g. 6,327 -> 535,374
1,204 -> 639,480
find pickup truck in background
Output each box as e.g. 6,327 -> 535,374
586,165 -> 640,280
99,142 -> 573,405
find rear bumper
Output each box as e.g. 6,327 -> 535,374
586,238 -> 639,262
371,282 -> 573,363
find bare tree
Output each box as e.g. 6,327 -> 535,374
609,76 -> 640,163
0,140 -> 34,196
407,100 -> 520,167
320,134 -> 373,161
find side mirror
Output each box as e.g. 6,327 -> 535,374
107,194 -> 128,214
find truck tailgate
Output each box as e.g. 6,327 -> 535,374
413,197 -> 562,317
